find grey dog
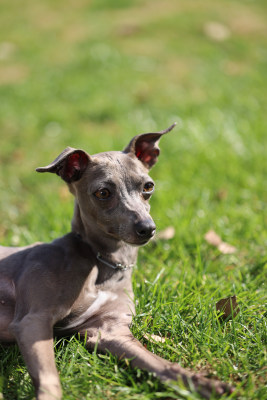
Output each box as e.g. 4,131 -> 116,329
0,124 -> 233,399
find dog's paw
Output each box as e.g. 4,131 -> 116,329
160,364 -> 234,399
190,373 -> 234,399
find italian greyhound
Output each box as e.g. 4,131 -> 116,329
0,124 -> 233,399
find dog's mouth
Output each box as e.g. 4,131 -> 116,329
124,233 -> 155,246
107,222 -> 156,246
107,232 -> 154,246
126,239 -> 151,246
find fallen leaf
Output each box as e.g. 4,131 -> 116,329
117,24 -> 140,37
218,241 -> 237,254
205,230 -> 236,254
0,41 -> 15,61
0,64 -> 28,85
156,226 -> 175,241
203,22 -> 231,42
225,265 -> 235,271
216,295 -> 240,320
223,61 -> 247,76
215,188 -> 228,201
143,334 -> 166,343
205,230 -> 221,247
13,149 -> 25,162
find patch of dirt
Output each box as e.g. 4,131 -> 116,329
229,13 -> 267,36
223,61 -> 249,76
61,24 -> 91,43
0,64 -> 28,85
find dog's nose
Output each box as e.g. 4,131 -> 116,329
135,220 -> 156,239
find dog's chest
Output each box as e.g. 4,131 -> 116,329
55,264 -> 133,332
63,289 -> 118,330
59,267 -> 122,330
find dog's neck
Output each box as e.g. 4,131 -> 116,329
71,201 -> 139,267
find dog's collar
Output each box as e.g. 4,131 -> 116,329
73,233 -> 135,271
96,252 -> 135,271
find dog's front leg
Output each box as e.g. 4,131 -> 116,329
10,314 -> 62,400
86,327 -> 233,399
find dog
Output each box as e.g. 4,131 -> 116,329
0,124 -> 233,399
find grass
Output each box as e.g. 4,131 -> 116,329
0,0 -> 266,398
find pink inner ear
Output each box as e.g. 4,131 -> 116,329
63,152 -> 88,181
136,142 -> 159,166
69,153 -> 81,169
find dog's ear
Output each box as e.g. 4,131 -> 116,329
36,147 -> 90,183
123,123 -> 176,169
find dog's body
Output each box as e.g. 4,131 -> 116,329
0,125 -> 232,399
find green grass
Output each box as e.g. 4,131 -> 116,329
0,0 -> 266,399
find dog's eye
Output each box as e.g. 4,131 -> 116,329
143,182 -> 154,194
94,188 -> 111,200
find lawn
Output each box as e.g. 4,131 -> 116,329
0,0 -> 266,399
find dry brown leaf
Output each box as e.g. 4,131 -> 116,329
117,24 -> 140,37
156,226 -> 175,241
215,188 -> 228,201
143,334 -> 166,343
205,230 -> 236,254
0,64 -> 28,85
225,265 -> 235,271
216,295 -> 240,320
223,61 -> 247,77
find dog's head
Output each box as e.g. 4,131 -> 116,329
36,124 -> 176,246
